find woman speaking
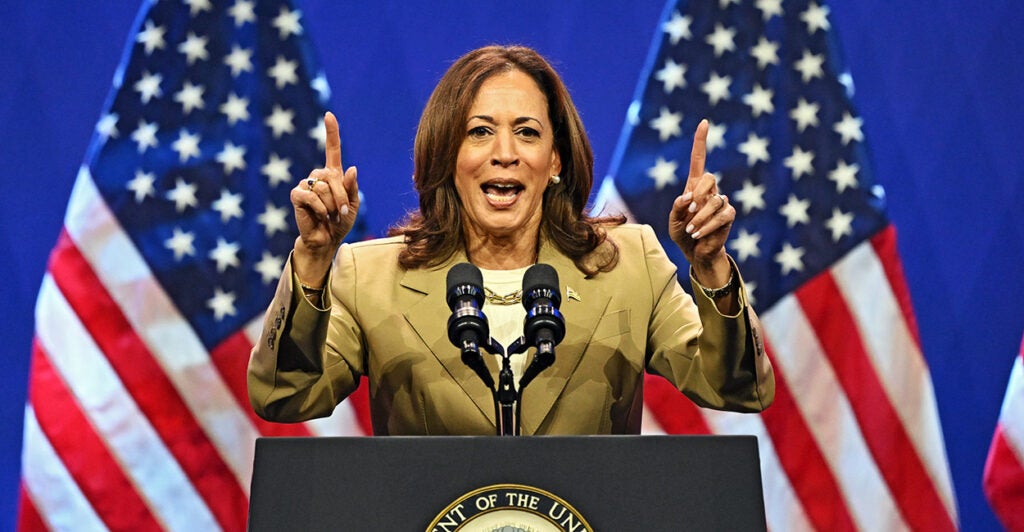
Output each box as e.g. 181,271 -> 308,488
247,45 -> 774,435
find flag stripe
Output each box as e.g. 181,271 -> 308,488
984,426 -> 1024,530
63,168 -> 259,488
757,343 -> 860,531
763,295 -> 905,530
35,274 -> 220,529
833,235 -> 958,519
21,407 -> 109,531
642,375 -> 713,434
17,485 -> 47,532
869,226 -> 922,347
27,349 -> 162,530
796,270 -> 956,531
46,230 -> 249,527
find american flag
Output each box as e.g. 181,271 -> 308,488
18,0 -> 369,529
983,333 -> 1024,531
595,0 -> 958,529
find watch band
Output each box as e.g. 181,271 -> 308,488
701,271 -> 736,300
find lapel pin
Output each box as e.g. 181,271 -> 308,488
566,286 -> 581,302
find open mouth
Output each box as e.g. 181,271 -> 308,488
482,181 -> 524,206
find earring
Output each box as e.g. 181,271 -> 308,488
550,175 -> 561,185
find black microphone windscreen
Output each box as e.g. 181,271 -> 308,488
523,263 -> 560,307
447,262 -> 484,292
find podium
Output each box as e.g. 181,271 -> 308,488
248,435 -> 766,531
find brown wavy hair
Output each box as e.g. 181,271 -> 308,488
389,45 -> 624,276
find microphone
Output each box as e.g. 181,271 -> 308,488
446,263 -> 494,388
518,264 -> 565,388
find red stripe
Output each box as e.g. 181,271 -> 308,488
758,341 -> 858,531
869,226 -> 922,349
984,425 -> 1024,531
47,231 -> 248,530
209,332 -> 312,437
28,345 -> 162,530
348,381 -> 375,435
796,271 -> 956,531
642,374 -> 712,434
17,483 -> 48,532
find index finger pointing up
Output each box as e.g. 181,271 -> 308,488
324,111 -> 342,169
687,119 -> 709,188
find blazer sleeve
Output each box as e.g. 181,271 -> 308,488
641,225 -> 775,412
247,245 -> 365,422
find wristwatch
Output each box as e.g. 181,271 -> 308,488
701,271 -> 736,300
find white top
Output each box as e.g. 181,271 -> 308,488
479,265 -> 529,381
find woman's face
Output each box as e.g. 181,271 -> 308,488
454,69 -> 561,244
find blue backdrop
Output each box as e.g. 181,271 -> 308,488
2,2 -> 1021,529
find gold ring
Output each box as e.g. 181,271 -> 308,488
306,178 -> 317,191
716,194 -> 726,210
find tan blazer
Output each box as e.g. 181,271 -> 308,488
248,224 -> 774,435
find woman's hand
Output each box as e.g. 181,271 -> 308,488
290,112 -> 360,287
668,119 -> 735,286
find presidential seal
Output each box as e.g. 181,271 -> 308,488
427,484 -> 592,532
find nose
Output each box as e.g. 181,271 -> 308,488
490,130 -> 519,167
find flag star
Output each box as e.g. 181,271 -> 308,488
171,129 -> 202,162
262,153 -> 292,187
174,81 -> 205,114
209,238 -> 241,272
273,6 -> 303,40
790,97 -> 820,132
254,251 -> 285,285
165,227 -> 196,261
743,281 -> 757,306
794,50 -> 825,83
96,113 -> 119,140
706,121 -> 727,152
183,0 -> 212,16
211,189 -> 244,223
312,72 -> 331,103
654,58 -> 687,94
755,0 -> 784,21
826,208 -> 855,242
734,179 -> 767,214
131,119 -> 159,153
308,123 -> 327,150
779,194 -> 811,227
207,287 -> 237,321
838,72 -> 856,98
216,141 -> 247,174
127,170 -> 156,202
219,92 -> 250,125
729,228 -> 762,262
258,202 -> 290,237
136,20 -> 166,55
166,178 -> 199,212
738,132 -> 770,166
829,160 -> 860,192
661,11 -> 692,45
774,242 -> 805,275
784,146 -> 815,179
701,72 -> 732,105
133,70 -> 163,104
224,45 -> 253,77
228,0 -> 256,27
742,84 -> 774,117
833,112 -> 864,145
705,24 -> 737,57
177,32 -> 210,65
719,0 -> 740,7
750,37 -> 780,70
649,107 -> 683,142
647,157 -> 679,190
802,2 -> 831,34
268,56 -> 299,89
265,105 -> 295,138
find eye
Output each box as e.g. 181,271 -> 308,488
467,126 -> 492,139
516,127 -> 541,138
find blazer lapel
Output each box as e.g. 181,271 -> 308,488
518,241 -> 610,435
400,254 -> 498,428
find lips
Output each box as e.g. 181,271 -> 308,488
481,180 -> 524,207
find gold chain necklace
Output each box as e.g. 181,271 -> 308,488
483,287 -> 523,305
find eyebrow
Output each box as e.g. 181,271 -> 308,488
468,115 -> 545,128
